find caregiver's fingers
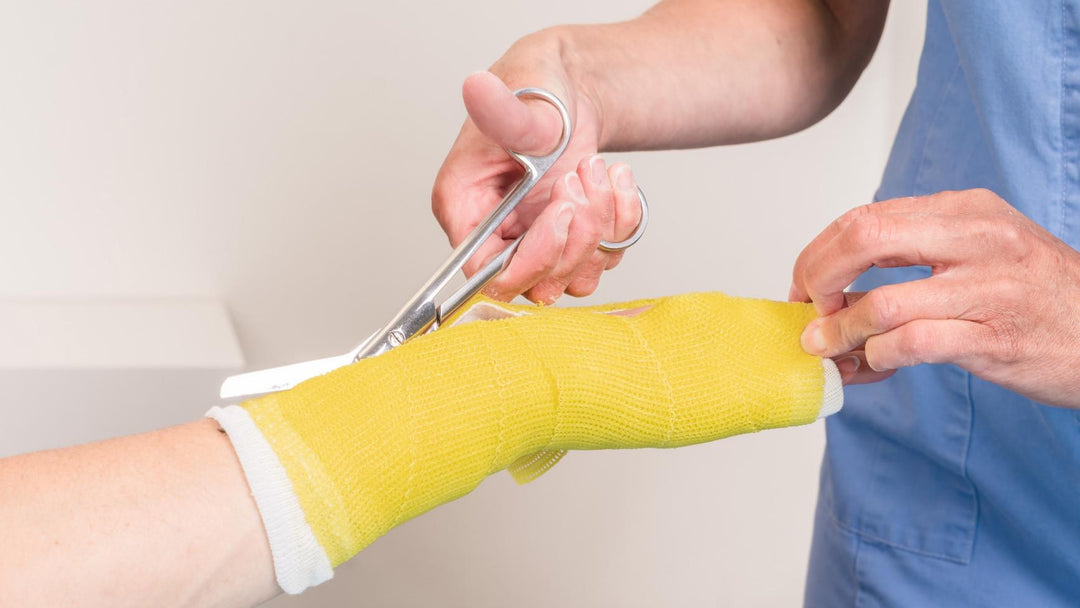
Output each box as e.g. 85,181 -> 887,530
565,156 -> 615,297
789,190 -> 1022,305
484,197 -> 573,301
832,352 -> 896,385
603,163 -> 642,271
801,279 -> 963,358
564,161 -> 644,294
863,319 -> 990,372
462,71 -> 564,156
794,211 -> 983,315
526,172 -> 602,303
789,197 -> 924,302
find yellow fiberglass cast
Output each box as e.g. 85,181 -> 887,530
212,291 -> 842,591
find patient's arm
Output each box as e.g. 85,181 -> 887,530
0,292 -> 841,606
0,419 -> 279,607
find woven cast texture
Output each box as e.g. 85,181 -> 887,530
242,292 -> 825,567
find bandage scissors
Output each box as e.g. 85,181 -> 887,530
219,87 -> 649,399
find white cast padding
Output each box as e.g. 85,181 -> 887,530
206,405 -> 333,594
818,358 -> 844,419
448,300 -> 524,325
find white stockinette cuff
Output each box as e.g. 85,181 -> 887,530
206,405 -> 333,595
818,358 -> 844,419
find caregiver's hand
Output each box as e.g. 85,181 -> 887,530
789,189 -> 1080,408
432,48 -> 642,304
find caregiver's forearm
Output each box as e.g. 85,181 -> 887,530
520,0 -> 889,151
0,419 -> 278,608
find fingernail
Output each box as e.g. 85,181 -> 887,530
588,155 -> 606,186
801,319 -> 827,355
565,172 -> 585,200
787,284 -> 799,302
555,202 -> 574,236
615,166 -> 634,191
835,355 -> 861,378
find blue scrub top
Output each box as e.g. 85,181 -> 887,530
804,2 -> 1080,605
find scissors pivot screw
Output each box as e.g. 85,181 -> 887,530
388,329 -> 407,347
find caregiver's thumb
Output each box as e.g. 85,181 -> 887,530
462,71 -> 565,156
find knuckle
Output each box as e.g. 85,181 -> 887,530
947,188 -> 1000,215
964,216 -> 1033,263
549,259 -> 580,286
846,213 -> 890,249
430,177 -> 447,209
864,288 -> 900,331
571,259 -> 606,285
891,324 -> 934,366
970,187 -> 1007,210
994,220 -> 1029,253
430,197 -> 452,229
800,266 -> 823,301
829,204 -> 871,239
863,338 -> 893,372
839,203 -> 874,226
531,251 -> 559,274
887,336 -> 916,366
529,279 -> 567,305
566,276 -> 600,297
582,213 -> 605,241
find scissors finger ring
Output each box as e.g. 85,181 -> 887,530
598,185 -> 649,252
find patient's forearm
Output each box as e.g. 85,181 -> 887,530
0,420 -> 279,608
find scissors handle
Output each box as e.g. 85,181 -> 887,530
352,88 -> 573,361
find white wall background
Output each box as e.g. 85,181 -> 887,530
0,2 -> 926,605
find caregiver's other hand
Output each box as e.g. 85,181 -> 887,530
432,49 -> 642,304
789,189 -> 1080,408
